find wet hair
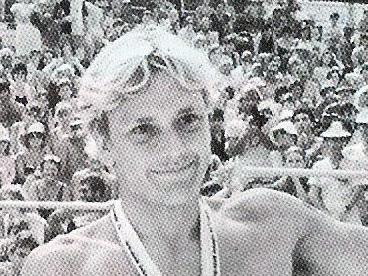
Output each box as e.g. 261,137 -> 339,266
79,25 -> 220,139
80,25 -> 219,110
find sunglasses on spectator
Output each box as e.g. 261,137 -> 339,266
28,132 -> 44,139
70,125 -> 82,131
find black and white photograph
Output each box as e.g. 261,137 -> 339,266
0,0 -> 368,275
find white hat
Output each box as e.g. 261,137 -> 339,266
356,109 -> 368,124
56,77 -> 72,87
70,118 -> 84,127
321,121 -> 351,138
279,109 -> 294,121
0,48 -> 14,58
43,154 -> 61,163
55,102 -> 73,115
258,53 -> 271,59
55,64 -> 74,74
294,43 -> 312,52
257,99 -> 278,113
271,121 -> 297,135
27,122 -> 45,134
241,50 -> 252,59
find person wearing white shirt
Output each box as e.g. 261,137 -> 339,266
308,121 -> 362,224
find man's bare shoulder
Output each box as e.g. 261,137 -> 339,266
21,214 -> 139,276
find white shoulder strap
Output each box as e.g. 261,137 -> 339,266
111,200 -> 162,276
200,198 -> 221,276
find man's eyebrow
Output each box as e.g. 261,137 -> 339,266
135,117 -> 154,124
176,106 -> 202,117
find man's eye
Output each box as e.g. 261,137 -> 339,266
131,124 -> 157,135
176,113 -> 202,131
129,124 -> 158,143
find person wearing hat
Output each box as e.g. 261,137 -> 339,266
308,121 -> 360,223
56,78 -> 74,102
9,63 -> 35,106
53,118 -> 89,184
339,109 -> 368,225
262,146 -> 310,203
267,119 -> 297,165
312,50 -> 340,88
0,127 -> 15,187
10,0 -> 42,57
292,108 -> 318,152
14,122 -> 50,185
324,12 -> 343,55
0,48 -> 14,74
50,102 -> 74,143
177,16 -> 196,46
229,50 -> 254,87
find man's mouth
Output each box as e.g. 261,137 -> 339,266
151,160 -> 196,175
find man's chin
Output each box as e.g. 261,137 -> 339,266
146,187 -> 200,207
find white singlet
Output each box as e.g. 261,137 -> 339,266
110,199 -> 220,276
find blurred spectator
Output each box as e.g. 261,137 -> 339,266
14,122 -> 50,185
0,80 -> 23,128
0,127 -> 15,186
54,118 -> 89,183
10,0 -> 42,57
24,154 -> 71,203
71,155 -> 118,201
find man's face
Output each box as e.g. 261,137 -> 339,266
43,161 -> 59,180
13,72 -> 26,82
27,132 -> 44,149
1,55 -> 12,67
0,141 -> 9,154
70,124 -> 85,140
57,109 -> 72,123
0,88 -> 10,102
106,72 -> 211,206
362,69 -> 368,81
293,113 -> 311,133
285,152 -> 304,168
275,131 -> 295,148
59,84 -> 73,100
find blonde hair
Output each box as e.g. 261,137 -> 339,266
78,25 -> 221,121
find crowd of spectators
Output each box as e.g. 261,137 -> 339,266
1,0 -> 368,273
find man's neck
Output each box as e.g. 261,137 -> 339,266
120,191 -> 200,241
119,191 -> 201,274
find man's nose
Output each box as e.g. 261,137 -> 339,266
156,129 -> 186,156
